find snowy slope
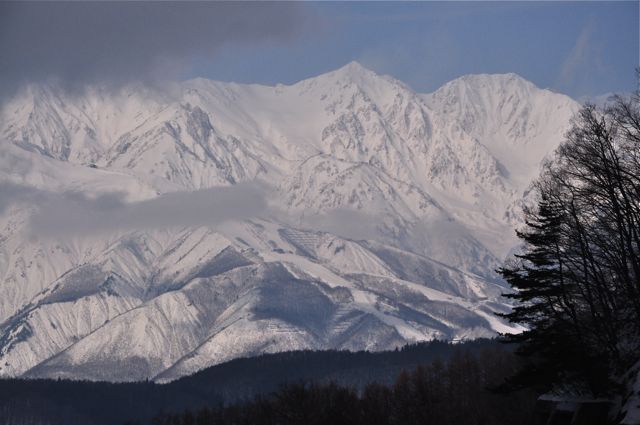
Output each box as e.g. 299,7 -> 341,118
0,62 -> 578,381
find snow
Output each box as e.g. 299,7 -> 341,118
0,62 -> 580,381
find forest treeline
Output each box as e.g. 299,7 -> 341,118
0,339 -> 535,425
143,346 -> 536,425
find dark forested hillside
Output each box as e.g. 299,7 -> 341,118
147,346 -> 536,425
0,339 -> 535,425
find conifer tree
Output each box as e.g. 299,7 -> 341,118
499,92 -> 640,396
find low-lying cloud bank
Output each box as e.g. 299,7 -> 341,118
0,181 -> 268,237
0,178 -> 391,244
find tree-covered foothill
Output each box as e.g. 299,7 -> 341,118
0,340 -> 536,425
146,346 -> 535,425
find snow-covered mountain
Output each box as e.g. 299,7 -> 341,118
0,62 -> 579,381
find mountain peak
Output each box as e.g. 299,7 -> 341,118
439,72 -> 536,93
319,61 -> 380,83
0,62 -> 581,382
339,60 -> 371,74
297,60 -> 414,98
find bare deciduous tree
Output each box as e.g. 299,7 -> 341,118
499,90 -> 640,396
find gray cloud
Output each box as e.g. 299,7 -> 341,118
0,181 -> 268,237
558,23 -> 594,88
556,21 -> 605,95
0,2 -> 308,99
0,181 -> 43,215
1,180 -> 394,244
298,208 -> 382,242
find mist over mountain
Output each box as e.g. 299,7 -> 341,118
0,62 -> 579,382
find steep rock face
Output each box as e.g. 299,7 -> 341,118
0,62 -> 579,381
423,73 -> 576,203
105,104 -> 267,189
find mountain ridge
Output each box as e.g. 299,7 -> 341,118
0,62 -> 579,381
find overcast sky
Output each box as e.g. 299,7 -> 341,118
1,1 -> 638,100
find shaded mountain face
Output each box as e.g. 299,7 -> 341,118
0,62 -> 578,381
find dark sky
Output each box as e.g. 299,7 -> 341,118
0,1 -> 638,100
0,1 -> 309,98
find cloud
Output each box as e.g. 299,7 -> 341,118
0,181 -> 43,215
558,23 -> 594,87
0,2 -> 309,99
0,149 -> 33,181
0,180 -> 387,243
0,181 -> 268,237
298,208 -> 382,241
557,21 -> 605,94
